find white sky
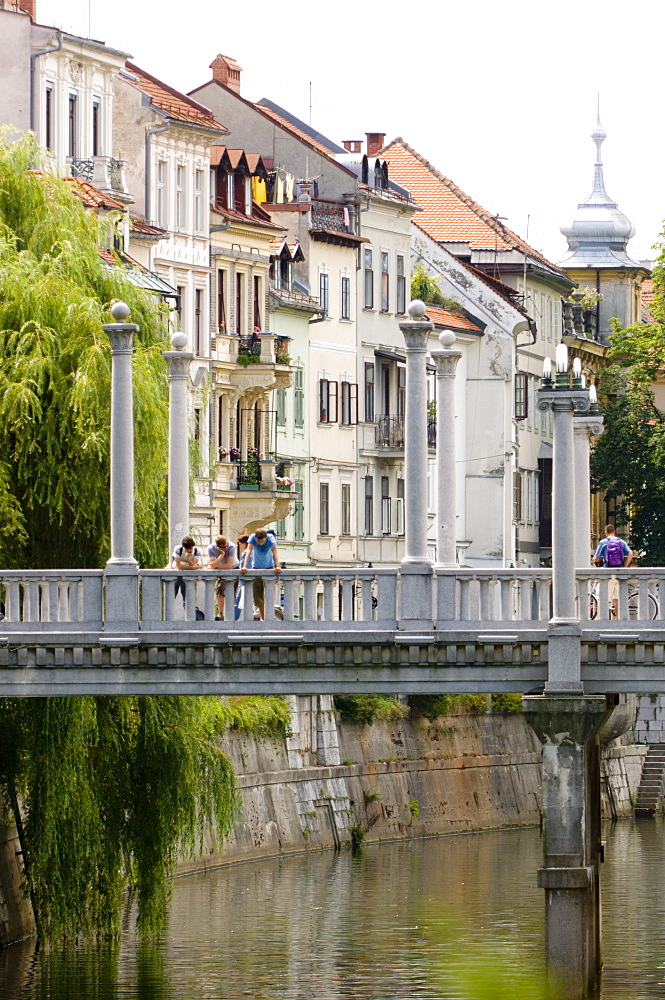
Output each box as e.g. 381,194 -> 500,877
38,0 -> 664,267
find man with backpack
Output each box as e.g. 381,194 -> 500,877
594,524 -> 632,616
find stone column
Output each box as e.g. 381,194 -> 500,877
103,301 -> 139,567
103,302 -> 139,624
537,369 -> 590,692
399,301 -> 434,628
162,333 -> 194,554
573,413 -> 604,568
431,331 -> 462,567
524,695 -> 614,1000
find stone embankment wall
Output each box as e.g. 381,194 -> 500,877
179,701 -> 647,873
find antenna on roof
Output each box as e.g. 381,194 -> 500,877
309,82 -> 312,126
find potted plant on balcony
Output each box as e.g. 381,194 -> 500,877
275,342 -> 291,365
275,475 -> 294,492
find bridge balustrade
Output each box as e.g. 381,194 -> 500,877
0,567 -> 662,629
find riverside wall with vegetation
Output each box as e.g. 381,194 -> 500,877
179,696 -> 647,872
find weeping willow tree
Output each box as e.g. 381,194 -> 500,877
0,128 -> 169,568
0,133 -> 260,943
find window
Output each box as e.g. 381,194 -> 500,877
253,275 -> 262,330
44,84 -> 54,151
226,173 -> 234,209
515,372 -> 528,421
157,160 -> 167,227
364,249 -> 374,308
176,286 -> 184,328
341,483 -> 351,535
397,367 -> 406,417
276,388 -> 286,426
513,470 -> 523,523
319,271 -> 329,314
195,289 -> 203,355
396,478 -> 405,535
340,382 -> 358,425
271,259 -> 281,290
275,515 -> 287,539
92,97 -> 101,157
194,170 -> 204,231
364,476 -> 374,535
381,252 -> 389,312
235,272 -> 244,335
294,481 -> 304,540
176,165 -> 186,228
194,407 -> 201,442
364,363 -> 375,422
68,93 -> 78,158
244,176 -> 252,216
319,483 -> 330,535
341,274 -> 351,320
381,476 -> 391,534
319,379 -> 338,423
217,395 -> 224,451
217,269 -> 226,331
294,368 -> 304,427
396,255 -> 406,314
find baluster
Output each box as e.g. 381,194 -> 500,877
323,578 -> 334,622
282,576 -> 297,621
617,577 -> 630,620
303,578 -> 317,621
538,577 -> 551,622
164,577 -> 176,621
224,579 -> 236,622
202,577 -> 216,622
242,576 -> 255,621
264,578 -> 277,621
184,576 -> 196,621
341,576 -> 353,621
479,578 -> 492,622
58,582 -> 70,621
6,581 -> 21,622
519,578 -> 531,620
361,578 -> 373,621
498,577 -> 512,622
378,573 -> 397,622
459,577 -> 471,621
598,576 -> 610,619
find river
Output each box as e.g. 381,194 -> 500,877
1,818 -> 664,999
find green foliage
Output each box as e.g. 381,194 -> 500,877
236,352 -> 261,367
333,695 -> 408,725
349,824 -> 366,849
0,696 -> 238,942
408,694 -> 489,720
491,693 -> 523,714
409,798 -> 419,819
590,246 -> 665,563
218,696 -> 292,738
0,130 -> 169,568
410,265 -> 464,313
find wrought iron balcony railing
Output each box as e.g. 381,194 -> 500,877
375,415 -> 404,448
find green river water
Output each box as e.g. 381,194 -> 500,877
1,818 -> 664,999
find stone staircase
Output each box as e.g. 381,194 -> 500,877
634,744 -> 665,816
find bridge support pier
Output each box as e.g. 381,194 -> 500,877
523,693 -> 615,1000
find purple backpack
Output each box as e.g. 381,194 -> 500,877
605,536 -> 625,567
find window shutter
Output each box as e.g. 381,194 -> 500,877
329,381 -> 338,423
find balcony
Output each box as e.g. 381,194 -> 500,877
373,415 -> 436,450
67,156 -> 133,204
310,200 -> 352,234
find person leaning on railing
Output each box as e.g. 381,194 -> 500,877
207,535 -> 239,620
241,528 -> 281,621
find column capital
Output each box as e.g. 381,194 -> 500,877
102,323 -> 138,354
431,347 -> 462,377
399,321 -> 433,351
573,412 -> 604,437
537,387 -> 590,415
162,350 -> 194,378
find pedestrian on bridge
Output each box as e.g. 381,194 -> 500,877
207,535 -> 239,619
172,536 -> 202,604
594,524 -> 632,617
241,528 -> 281,620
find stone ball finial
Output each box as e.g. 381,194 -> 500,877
439,329 -> 456,349
110,300 -> 130,322
408,299 -> 427,319
171,331 -> 188,351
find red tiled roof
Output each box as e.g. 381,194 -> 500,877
424,306 -> 482,333
64,177 -> 126,211
130,216 -> 167,238
382,138 -> 566,276
125,62 -> 227,131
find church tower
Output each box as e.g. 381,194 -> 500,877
559,111 -> 649,343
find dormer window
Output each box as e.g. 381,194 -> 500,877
244,176 -> 252,215
226,173 -> 234,209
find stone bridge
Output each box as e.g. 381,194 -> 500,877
1,565 -> 663,697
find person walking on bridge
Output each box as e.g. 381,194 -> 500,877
593,524 -> 632,617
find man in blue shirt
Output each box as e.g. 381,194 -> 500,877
241,528 -> 281,620
593,524 -> 632,617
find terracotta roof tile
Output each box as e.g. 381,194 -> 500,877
382,138 -> 566,276
125,62 -> 227,131
64,177 -> 126,211
130,216 -> 167,238
424,306 -> 483,333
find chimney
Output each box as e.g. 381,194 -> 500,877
343,140 -> 362,154
15,0 -> 36,19
366,132 -> 386,157
209,54 -> 242,94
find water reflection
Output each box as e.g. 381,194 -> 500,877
0,820 -> 664,999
